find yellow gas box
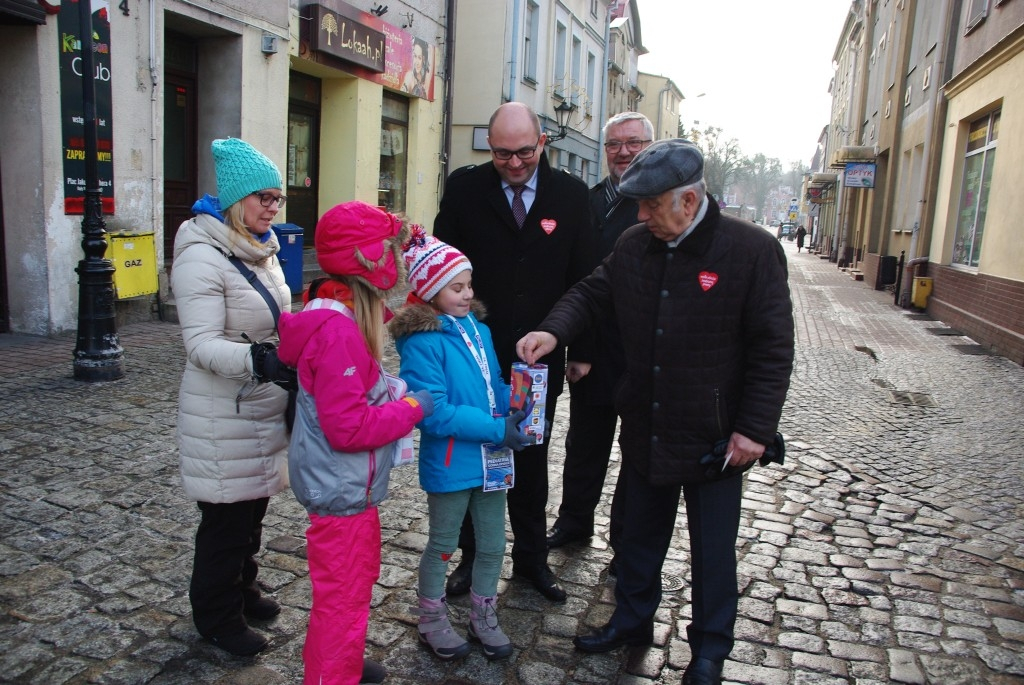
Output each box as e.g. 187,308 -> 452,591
911,277 -> 933,309
106,232 -> 159,299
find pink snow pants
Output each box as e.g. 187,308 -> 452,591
302,507 -> 381,685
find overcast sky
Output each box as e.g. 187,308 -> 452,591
636,0 -> 853,167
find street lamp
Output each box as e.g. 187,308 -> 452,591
546,100 -> 577,142
73,0 -> 123,382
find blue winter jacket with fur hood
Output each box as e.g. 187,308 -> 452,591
389,300 -> 512,494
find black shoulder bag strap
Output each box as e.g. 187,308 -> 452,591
228,255 -> 298,430
228,256 -> 281,327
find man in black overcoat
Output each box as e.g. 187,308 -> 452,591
546,112 -> 653,558
433,102 -> 594,602
516,140 -> 794,685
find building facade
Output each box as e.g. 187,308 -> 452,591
448,0 -> 621,187
636,72 -> 681,141
0,0 -> 446,335
818,0 -> 1024,364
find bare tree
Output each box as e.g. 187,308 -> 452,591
783,161 -> 809,191
742,154 -> 782,223
687,126 -> 744,202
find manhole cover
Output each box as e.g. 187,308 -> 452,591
887,390 -> 938,407
662,573 -> 684,592
926,327 -> 964,336
952,344 -> 995,355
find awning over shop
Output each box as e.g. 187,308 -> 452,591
806,173 -> 838,203
829,145 -> 876,168
0,0 -> 47,25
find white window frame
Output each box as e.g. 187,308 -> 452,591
951,110 -> 999,268
523,0 -> 539,82
966,0 -> 989,32
554,22 -> 567,96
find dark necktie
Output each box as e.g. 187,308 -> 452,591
511,185 -> 527,228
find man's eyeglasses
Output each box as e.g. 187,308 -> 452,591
251,192 -> 287,208
491,141 -> 540,161
604,139 -> 652,153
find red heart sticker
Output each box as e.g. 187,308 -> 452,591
698,271 -> 718,291
540,219 -> 557,234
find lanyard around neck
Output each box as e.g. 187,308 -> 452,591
445,314 -> 497,414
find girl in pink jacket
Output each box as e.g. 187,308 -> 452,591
277,202 -> 432,685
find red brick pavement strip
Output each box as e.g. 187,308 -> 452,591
786,245 -> 955,356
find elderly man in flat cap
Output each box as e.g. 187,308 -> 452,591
516,140 -> 794,685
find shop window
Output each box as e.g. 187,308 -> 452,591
379,92 -> 409,214
952,110 -> 999,268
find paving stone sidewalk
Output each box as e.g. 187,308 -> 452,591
1,238 -> 1022,684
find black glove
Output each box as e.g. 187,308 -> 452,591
499,411 -> 535,451
251,341 -> 298,392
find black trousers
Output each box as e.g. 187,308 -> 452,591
553,397 -> 619,536
189,497 -> 269,638
457,397 -> 558,569
611,460 -> 742,663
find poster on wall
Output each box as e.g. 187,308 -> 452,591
59,0 -> 115,215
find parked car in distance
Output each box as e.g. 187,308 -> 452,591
777,222 -> 795,240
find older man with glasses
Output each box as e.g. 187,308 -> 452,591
546,113 -> 652,561
433,102 -> 595,604
516,140 -> 794,685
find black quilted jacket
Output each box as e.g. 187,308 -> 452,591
538,197 -> 794,485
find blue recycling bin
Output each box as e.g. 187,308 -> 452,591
272,223 -> 304,294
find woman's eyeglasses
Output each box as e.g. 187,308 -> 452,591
251,192 -> 287,208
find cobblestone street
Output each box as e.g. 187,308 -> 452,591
2,239 -> 1023,684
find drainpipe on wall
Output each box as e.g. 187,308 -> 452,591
508,0 -> 521,102
597,7 -> 611,179
440,0 -> 457,194
900,0 -> 958,307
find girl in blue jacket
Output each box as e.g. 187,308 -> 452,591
389,227 -> 533,661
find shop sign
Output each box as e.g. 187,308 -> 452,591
305,3 -> 385,73
58,0 -> 114,214
301,1 -> 436,101
844,162 -> 876,188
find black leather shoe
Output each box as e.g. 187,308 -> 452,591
573,622 -> 653,653
361,657 -> 386,684
207,627 -> 269,656
546,526 -> 592,549
445,557 -> 473,596
512,563 -> 567,602
683,657 -> 723,685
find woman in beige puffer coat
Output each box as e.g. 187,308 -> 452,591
170,138 -> 291,657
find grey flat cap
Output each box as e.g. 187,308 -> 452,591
618,139 -> 704,198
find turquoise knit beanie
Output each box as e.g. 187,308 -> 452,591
211,138 -> 282,209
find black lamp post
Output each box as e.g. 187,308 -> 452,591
546,100 -> 577,142
72,0 -> 123,382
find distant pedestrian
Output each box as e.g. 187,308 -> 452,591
171,137 -> 294,657
276,201 -> 433,685
516,139 -> 794,685
389,227 -> 533,662
796,225 -> 807,252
